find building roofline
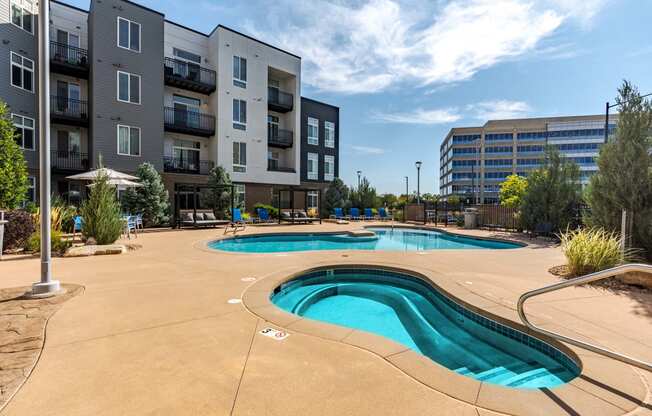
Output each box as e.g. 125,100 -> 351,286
51,0 -> 88,14
212,25 -> 301,60
164,19 -> 210,38
301,96 -> 339,110
118,0 -> 165,16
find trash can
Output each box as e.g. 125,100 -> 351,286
463,208 -> 478,229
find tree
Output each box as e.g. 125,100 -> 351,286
0,102 -> 28,209
207,166 -> 232,219
499,174 -> 528,208
379,193 -> 399,209
521,146 -> 581,232
324,178 -> 350,216
80,169 -> 123,245
122,162 -> 170,227
586,80 -> 652,257
351,177 -> 377,208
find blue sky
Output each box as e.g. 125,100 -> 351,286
64,0 -> 652,195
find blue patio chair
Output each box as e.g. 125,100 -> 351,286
123,215 -> 137,239
135,213 -> 144,229
364,208 -> 374,220
257,207 -> 274,223
72,215 -> 84,235
225,208 -> 246,234
349,207 -> 361,220
378,208 -> 391,221
333,207 -> 345,219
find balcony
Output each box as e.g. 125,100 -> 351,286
163,107 -> 215,137
50,96 -> 89,127
164,57 -> 216,94
267,160 -> 296,173
50,41 -> 89,78
163,156 -> 214,175
268,87 -> 293,113
51,150 -> 89,172
268,129 -> 293,148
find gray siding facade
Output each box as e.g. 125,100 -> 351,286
300,97 -> 340,183
88,0 -> 164,172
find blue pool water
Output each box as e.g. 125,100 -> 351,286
271,269 -> 579,388
209,227 -> 520,253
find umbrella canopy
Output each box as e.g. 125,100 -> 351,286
67,168 -> 138,181
87,178 -> 143,187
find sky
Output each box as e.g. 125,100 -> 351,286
63,0 -> 652,195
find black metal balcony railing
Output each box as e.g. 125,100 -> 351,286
268,87 -> 294,112
163,107 -> 215,137
51,150 -> 89,171
164,57 -> 216,94
50,96 -> 89,126
163,156 -> 214,175
267,160 -> 296,173
268,128 -> 293,148
50,41 -> 89,78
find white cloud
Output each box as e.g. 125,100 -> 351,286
244,0 -> 607,94
468,100 -> 532,121
351,145 -> 386,155
371,108 -> 461,124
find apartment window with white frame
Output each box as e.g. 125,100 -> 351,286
233,99 -> 246,130
11,0 -> 33,33
234,184 -> 246,209
233,142 -> 246,173
324,155 -> 335,181
117,17 -> 141,52
307,117 -> 319,145
10,52 -> 33,92
307,153 -> 318,180
12,114 -> 34,150
233,56 -> 247,88
117,71 -> 141,104
117,125 -> 141,156
173,48 -> 201,64
307,191 -> 318,210
325,121 -> 335,148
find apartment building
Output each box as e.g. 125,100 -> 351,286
439,115 -> 616,204
1,0 -> 339,212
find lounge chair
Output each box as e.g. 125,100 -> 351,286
349,207 -> 362,220
331,207 -> 346,220
123,215 -> 137,239
378,208 -> 392,221
179,211 -> 225,228
72,215 -> 83,235
257,207 -> 275,223
363,208 -> 375,221
225,208 -> 246,233
135,213 -> 144,230
295,210 -> 321,224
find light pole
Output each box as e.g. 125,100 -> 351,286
32,0 -> 61,297
604,92 -> 652,143
357,170 -> 362,189
415,161 -> 422,204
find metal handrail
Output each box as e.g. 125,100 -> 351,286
517,263 -> 652,371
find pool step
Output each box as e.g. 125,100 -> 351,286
454,367 -> 473,376
473,360 -> 539,383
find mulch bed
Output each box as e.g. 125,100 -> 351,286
549,264 -> 651,294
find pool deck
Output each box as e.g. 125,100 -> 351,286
0,222 -> 650,415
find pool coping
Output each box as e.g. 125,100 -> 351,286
241,261 -> 649,416
200,223 -> 527,255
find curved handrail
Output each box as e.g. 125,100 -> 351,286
517,263 -> 652,372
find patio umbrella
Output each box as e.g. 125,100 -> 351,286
87,178 -> 143,187
66,168 -> 138,181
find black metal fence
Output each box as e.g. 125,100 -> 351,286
50,41 -> 88,67
163,107 -> 215,136
51,150 -> 89,171
51,96 -> 88,120
268,129 -> 293,147
163,156 -> 214,175
163,57 -> 216,89
268,87 -> 294,110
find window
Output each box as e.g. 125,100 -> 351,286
324,121 -> 335,148
117,71 -> 140,104
233,142 -> 246,173
10,52 -> 33,92
11,0 -> 33,33
117,17 -> 141,52
307,191 -> 318,210
268,150 -> 279,171
233,56 -> 247,88
307,117 -> 319,145
173,48 -> 201,64
234,184 -> 246,209
324,155 -> 335,181
233,99 -> 246,130
307,153 -> 318,180
25,176 -> 35,203
117,125 -> 141,156
12,114 -> 34,150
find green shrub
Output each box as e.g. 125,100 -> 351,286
455,215 -> 464,227
559,228 -> 637,276
2,210 -> 36,251
122,162 -> 170,227
24,230 -> 71,255
80,169 -> 123,245
0,102 -> 29,210
253,203 -> 278,217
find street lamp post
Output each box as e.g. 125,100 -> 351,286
415,161 -> 422,204
604,92 -> 652,143
357,170 -> 362,189
32,0 -> 61,297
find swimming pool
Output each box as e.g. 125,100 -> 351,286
209,227 -> 521,253
271,268 -> 579,389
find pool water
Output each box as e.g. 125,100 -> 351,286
272,269 -> 579,389
209,227 -> 520,253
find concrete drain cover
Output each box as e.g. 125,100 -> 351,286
227,298 -> 242,304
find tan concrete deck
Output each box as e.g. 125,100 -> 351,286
0,222 -> 650,415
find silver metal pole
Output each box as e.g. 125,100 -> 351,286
32,0 -> 60,296
0,211 -> 6,261
620,209 -> 627,253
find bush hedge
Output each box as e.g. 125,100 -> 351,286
2,210 -> 35,252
